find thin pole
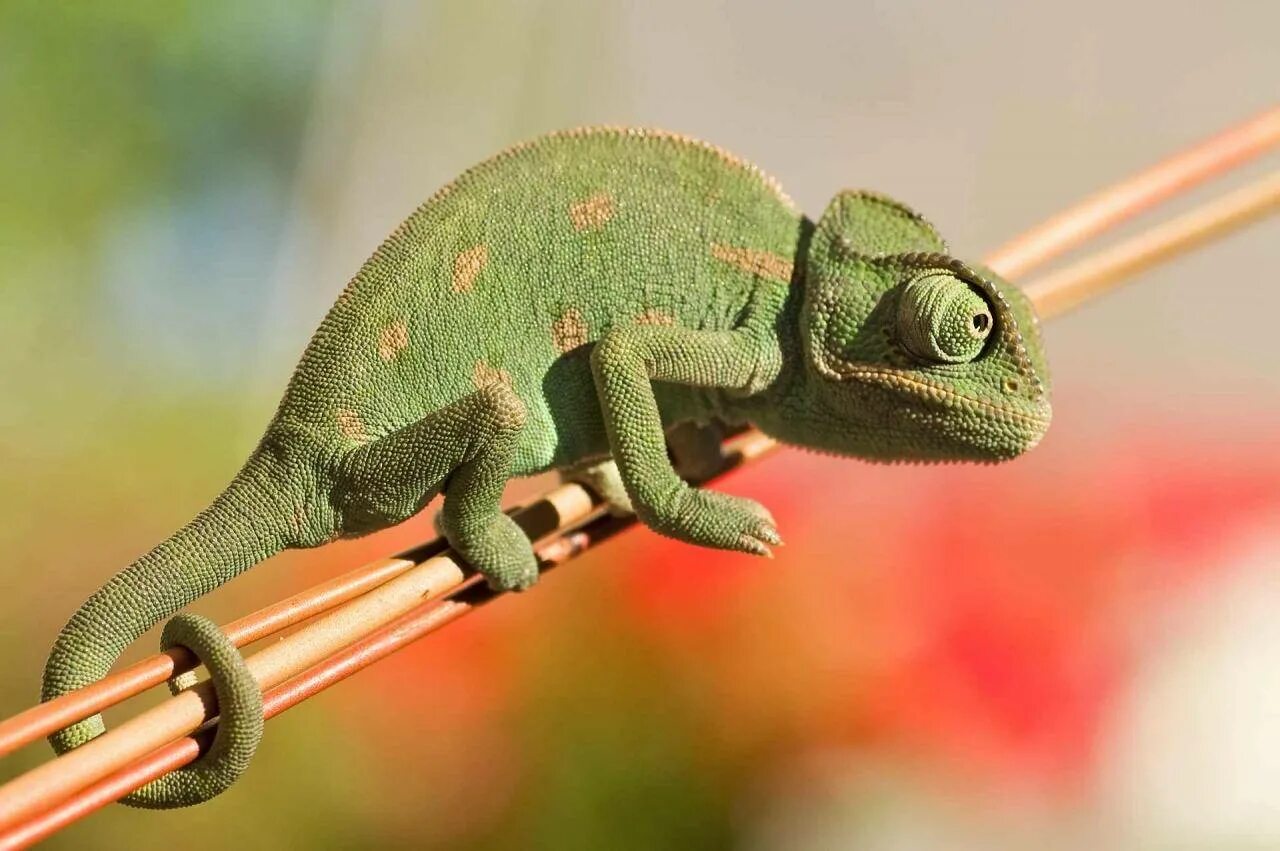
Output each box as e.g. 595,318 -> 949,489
0,485 -> 597,832
0,534 -> 601,851
986,105 -> 1280,279
1025,170 -> 1280,319
0,557 -> 423,758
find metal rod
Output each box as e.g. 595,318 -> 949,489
986,105 -> 1280,279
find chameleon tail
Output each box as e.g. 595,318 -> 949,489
40,451 -> 291,808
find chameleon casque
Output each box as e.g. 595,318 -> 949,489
41,127 -> 1051,807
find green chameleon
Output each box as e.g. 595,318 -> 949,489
41,127 -> 1051,808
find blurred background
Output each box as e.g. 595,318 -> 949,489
2,2 -> 1278,848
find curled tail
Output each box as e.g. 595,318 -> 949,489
41,453 -> 291,808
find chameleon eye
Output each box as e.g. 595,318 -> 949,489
896,272 -> 993,363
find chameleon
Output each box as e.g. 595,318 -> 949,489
41,126 -> 1051,808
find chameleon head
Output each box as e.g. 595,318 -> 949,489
795,190 -> 1051,462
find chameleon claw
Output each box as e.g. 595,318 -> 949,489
756,525 -> 783,547
737,534 -> 773,557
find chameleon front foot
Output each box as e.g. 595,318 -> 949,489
640,485 -> 782,556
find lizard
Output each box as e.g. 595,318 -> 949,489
41,126 -> 1052,808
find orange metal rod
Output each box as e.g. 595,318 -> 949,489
0,530 -> 609,850
0,556 -> 424,758
258,528 -> 601,723
0,740 -> 196,851
985,104 -> 1280,279
1025,170 -> 1280,318
0,485 -> 600,830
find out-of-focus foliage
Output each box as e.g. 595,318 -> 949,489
1,2 -> 332,413
0,2 -> 323,253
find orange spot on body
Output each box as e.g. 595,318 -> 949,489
710,242 -> 793,284
635,308 -> 676,326
377,319 -> 409,361
473,359 -> 512,389
336,409 -> 368,443
552,308 -> 589,353
569,193 -> 616,231
453,244 -> 488,292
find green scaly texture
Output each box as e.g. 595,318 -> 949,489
41,127 -> 1051,808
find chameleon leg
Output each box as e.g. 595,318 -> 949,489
338,382 -> 537,590
590,324 -> 782,555
562,423 -> 726,515
561,459 -> 634,516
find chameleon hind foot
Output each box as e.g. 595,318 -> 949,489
339,382 -> 537,591
640,485 -> 782,557
433,383 -> 538,591
440,510 -> 539,591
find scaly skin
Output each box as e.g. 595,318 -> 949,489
41,127 -> 1051,808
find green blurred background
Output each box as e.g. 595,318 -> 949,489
3,2 -> 1279,848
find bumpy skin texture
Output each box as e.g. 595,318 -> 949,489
41,127 -> 1051,808
123,613 -> 264,808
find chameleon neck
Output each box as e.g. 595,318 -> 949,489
646,275 -> 801,431
705,270 -> 811,431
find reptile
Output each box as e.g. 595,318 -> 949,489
41,126 -> 1052,808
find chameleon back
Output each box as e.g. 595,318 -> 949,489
274,128 -> 806,472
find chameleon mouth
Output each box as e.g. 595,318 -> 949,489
838,364 -> 1051,431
